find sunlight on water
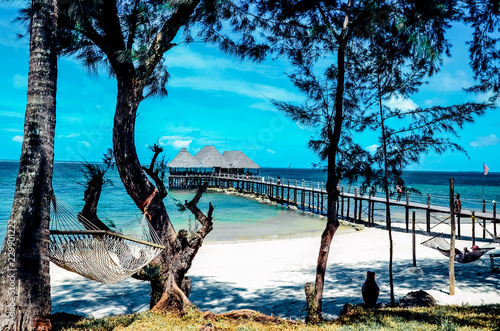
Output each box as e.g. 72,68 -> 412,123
1,162 -> 499,243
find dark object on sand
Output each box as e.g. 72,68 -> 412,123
362,271 -> 380,308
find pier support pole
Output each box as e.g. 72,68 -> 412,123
368,195 -> 371,225
483,218 -> 486,239
341,188 -> 344,220
426,194 -> 431,233
412,211 -> 417,267
449,178 -> 456,296
405,193 -> 410,233
472,211 -> 476,246
347,195 -> 350,221
494,202 -> 497,237
287,179 -> 290,206
321,193 -> 324,215
294,180 -> 297,206
371,201 -> 375,226
358,199 -> 362,223
354,188 -> 358,223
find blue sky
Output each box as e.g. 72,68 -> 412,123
0,3 -> 498,171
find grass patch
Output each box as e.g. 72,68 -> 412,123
52,304 -> 500,331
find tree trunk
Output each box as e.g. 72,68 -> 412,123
79,176 -> 111,231
378,73 -> 395,307
112,77 -> 212,314
0,0 -> 57,329
306,39 -> 346,323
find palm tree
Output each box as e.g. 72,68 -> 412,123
0,0 -> 58,330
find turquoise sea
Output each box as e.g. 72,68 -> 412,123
1,161 -> 500,243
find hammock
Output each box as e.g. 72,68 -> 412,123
49,197 -> 165,284
421,234 -> 494,264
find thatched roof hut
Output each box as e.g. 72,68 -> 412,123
167,148 -> 201,168
194,145 -> 230,169
223,151 -> 259,169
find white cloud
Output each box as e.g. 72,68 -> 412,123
424,97 -> 446,107
57,133 -> 80,138
12,135 -> 23,143
13,74 -> 27,89
436,71 -> 472,92
266,148 -> 275,154
2,128 -> 23,132
171,139 -> 192,149
249,102 -> 278,112
0,110 -> 23,118
80,141 -> 91,148
170,76 -> 303,103
366,144 -> 379,154
158,136 -> 193,149
470,134 -> 500,148
386,95 -> 418,111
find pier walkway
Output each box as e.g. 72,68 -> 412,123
168,173 -> 499,244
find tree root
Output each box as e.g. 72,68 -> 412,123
202,309 -> 300,325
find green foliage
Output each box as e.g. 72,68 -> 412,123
464,0 -> 500,95
80,148 -> 115,189
53,0 -> 268,100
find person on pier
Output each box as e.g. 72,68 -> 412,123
454,194 -> 462,214
396,184 -> 403,201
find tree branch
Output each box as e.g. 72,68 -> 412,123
184,183 -> 214,240
138,0 -> 201,85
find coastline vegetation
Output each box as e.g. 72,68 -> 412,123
52,304 -> 500,331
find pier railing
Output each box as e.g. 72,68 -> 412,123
168,172 -> 498,214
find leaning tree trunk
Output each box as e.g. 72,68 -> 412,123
112,77 -> 212,314
0,0 -> 57,330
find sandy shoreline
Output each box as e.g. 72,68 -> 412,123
50,219 -> 500,321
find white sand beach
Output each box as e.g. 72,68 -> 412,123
50,218 -> 500,321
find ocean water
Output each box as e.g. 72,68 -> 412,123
1,161 -> 499,243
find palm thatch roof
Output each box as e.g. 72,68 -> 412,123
194,145 -> 230,168
167,148 -> 201,168
223,151 -> 259,169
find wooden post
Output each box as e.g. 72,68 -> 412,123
358,199 -> 362,223
449,177 -> 456,296
294,180 -> 297,205
280,185 -> 283,206
426,194 -> 431,233
494,202 -> 497,237
412,211 -> 417,267
354,188 -> 358,223
347,196 -> 350,221
483,218 -> 486,239
308,189 -> 311,211
341,188 -> 344,220
483,199 -> 486,213
287,179 -> 290,206
368,195 -> 371,225
311,190 -> 315,213
321,192 -> 324,215
472,211 -> 476,246
301,190 -> 305,211
371,201 -> 375,226
405,193 -> 410,233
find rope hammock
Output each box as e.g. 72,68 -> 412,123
421,234 -> 494,264
49,197 -> 165,284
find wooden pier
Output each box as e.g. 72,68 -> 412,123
168,173 -> 499,243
